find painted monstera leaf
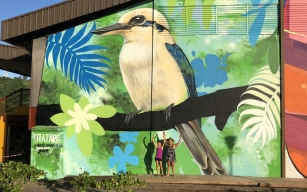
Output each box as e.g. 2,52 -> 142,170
45,22 -> 110,94
237,66 -> 280,146
50,94 -> 116,156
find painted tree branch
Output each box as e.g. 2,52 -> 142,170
36,86 -> 248,132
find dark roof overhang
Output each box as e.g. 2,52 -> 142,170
1,0 -> 147,53
0,45 -> 31,76
0,0 -> 148,75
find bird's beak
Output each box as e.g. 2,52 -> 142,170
91,23 -> 132,35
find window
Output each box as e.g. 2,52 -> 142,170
157,4 -> 279,36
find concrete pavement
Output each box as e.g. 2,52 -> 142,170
140,174 -> 307,188
19,174 -> 307,191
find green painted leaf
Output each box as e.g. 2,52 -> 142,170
88,105 -> 117,118
66,126 -> 75,138
267,33 -> 278,43
203,0 -> 215,30
252,41 -> 269,65
60,94 -> 76,113
77,128 -> 93,156
78,96 -> 89,109
176,143 -> 201,174
184,0 -> 196,25
50,113 -> 72,126
168,0 -> 177,15
88,120 -> 105,136
268,41 -> 279,74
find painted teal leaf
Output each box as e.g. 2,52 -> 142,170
268,41 -> 279,74
252,41 -> 269,65
87,79 -> 96,92
84,67 -> 107,75
71,23 -> 96,50
61,51 -> 72,77
74,45 -> 107,53
242,0 -> 275,47
52,44 -> 61,70
54,32 -> 62,42
83,78 -> 90,93
60,47 -> 67,72
85,73 -> 107,86
45,42 -> 55,68
249,9 -> 265,47
69,56 -> 77,81
45,22 -> 110,94
77,54 -> 110,61
83,61 -> 110,68
251,0 -> 261,6
62,27 -> 75,45
66,23 -> 88,47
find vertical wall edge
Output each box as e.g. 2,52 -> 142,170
279,0 -> 285,178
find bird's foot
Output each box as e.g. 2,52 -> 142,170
164,103 -> 174,122
125,109 -> 142,124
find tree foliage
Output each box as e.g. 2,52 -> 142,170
0,76 -> 30,98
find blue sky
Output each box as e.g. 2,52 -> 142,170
0,0 -> 63,78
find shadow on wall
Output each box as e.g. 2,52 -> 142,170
143,137 -> 154,174
224,136 -> 237,175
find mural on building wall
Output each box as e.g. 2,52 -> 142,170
284,0 -> 307,178
34,0 -> 281,179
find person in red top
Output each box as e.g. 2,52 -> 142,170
152,132 -> 165,177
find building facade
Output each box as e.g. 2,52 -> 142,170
284,0 -> 307,178
0,0 -> 305,180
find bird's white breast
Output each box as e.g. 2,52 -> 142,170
119,37 -> 188,112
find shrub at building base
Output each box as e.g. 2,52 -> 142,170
69,171 -> 146,192
0,161 -> 46,192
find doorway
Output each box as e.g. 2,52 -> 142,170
5,125 -> 30,163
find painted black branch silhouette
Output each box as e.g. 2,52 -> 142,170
36,86 -> 248,131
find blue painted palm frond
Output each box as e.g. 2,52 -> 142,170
45,22 -> 110,94
242,0 -> 275,47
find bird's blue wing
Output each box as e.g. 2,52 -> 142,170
165,43 -> 197,98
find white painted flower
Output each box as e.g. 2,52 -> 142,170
65,103 -> 97,133
51,94 -> 117,156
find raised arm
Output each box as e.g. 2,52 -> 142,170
174,134 -> 182,147
161,133 -> 165,148
163,132 -> 167,146
152,134 -> 157,148
143,137 -> 148,149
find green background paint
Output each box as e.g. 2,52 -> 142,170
34,0 -> 281,179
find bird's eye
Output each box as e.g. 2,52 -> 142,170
130,15 -> 145,25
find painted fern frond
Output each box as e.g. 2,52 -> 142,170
237,66 -> 280,146
45,22 -> 110,94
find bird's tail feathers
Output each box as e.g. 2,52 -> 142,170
176,120 -> 228,175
